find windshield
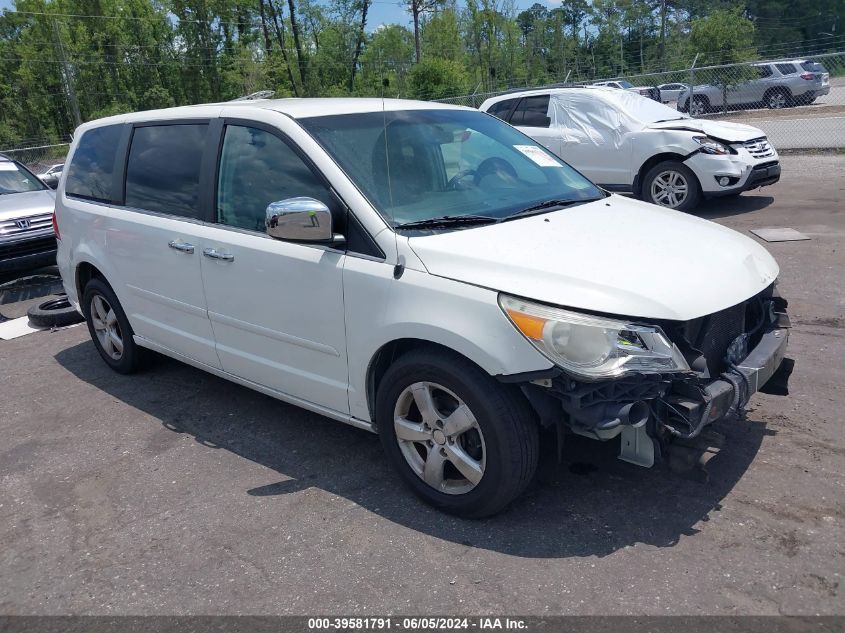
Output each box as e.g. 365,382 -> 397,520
601,90 -> 690,123
618,80 -> 634,89
0,161 -> 46,194
300,109 -> 602,228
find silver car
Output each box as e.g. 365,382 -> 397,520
678,59 -> 830,115
0,154 -> 57,272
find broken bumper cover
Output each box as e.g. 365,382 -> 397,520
696,326 -> 791,425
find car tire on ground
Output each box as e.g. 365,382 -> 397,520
765,88 -> 791,109
689,95 -> 710,116
642,161 -> 702,212
82,277 -> 145,374
375,348 -> 539,518
26,295 -> 85,328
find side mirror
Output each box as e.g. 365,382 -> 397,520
265,197 -> 343,244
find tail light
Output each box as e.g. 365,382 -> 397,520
800,72 -> 815,80
52,209 -> 61,240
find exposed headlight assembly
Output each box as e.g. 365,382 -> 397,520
692,135 -> 731,155
499,294 -> 690,379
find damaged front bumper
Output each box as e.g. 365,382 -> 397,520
510,289 -> 793,470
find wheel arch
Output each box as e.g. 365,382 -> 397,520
365,338 -> 516,428
635,152 -> 693,196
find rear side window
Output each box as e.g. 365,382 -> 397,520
125,124 -> 207,218
65,124 -> 122,202
775,63 -> 796,75
801,61 -> 826,72
756,65 -> 773,78
486,98 -> 519,121
509,96 -> 551,128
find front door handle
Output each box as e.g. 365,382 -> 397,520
168,240 -> 195,254
203,247 -> 234,262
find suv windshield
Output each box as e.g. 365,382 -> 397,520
0,161 -> 46,194
300,109 -> 602,228
617,80 -> 634,89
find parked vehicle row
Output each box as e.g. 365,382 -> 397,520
480,87 -> 780,211
0,153 -> 57,273
53,97 -> 792,516
677,58 -> 830,115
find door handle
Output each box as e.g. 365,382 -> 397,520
168,240 -> 194,254
203,248 -> 234,262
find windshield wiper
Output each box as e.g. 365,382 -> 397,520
394,214 -> 498,230
504,198 -> 596,221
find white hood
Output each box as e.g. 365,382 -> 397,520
647,118 -> 765,143
408,195 -> 778,322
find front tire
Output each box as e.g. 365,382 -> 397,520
82,278 -> 145,374
642,161 -> 701,211
375,349 -> 539,518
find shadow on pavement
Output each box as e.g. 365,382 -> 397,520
695,194 -> 774,220
55,340 -> 767,559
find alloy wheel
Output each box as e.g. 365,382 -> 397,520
90,294 -> 124,360
393,381 -> 486,495
650,170 -> 689,208
768,92 -> 786,109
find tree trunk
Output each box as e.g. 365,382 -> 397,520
349,0 -> 370,92
265,0 -> 300,96
413,0 -> 422,63
287,0 -> 308,90
258,0 -> 273,57
658,0 -> 667,72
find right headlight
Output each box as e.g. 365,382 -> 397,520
499,294 -> 690,379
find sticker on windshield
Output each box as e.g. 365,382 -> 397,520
513,145 -> 562,167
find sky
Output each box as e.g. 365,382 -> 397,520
0,0 -> 545,31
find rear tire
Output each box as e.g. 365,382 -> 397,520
375,348 -> 539,518
642,161 -> 702,212
82,278 -> 145,374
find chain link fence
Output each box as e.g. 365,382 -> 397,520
439,51 -> 845,151
0,142 -> 70,174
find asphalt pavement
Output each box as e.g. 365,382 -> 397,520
1,154 -> 844,615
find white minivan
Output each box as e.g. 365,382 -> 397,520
480,87 -> 781,211
55,99 -> 792,516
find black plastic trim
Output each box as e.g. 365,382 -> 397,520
496,367 -> 562,383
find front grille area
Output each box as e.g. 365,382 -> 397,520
0,235 -> 57,259
743,137 -> 775,159
0,213 -> 53,238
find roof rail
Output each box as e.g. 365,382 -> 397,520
230,90 -> 276,101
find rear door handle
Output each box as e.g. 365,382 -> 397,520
168,240 -> 194,254
203,248 -> 234,262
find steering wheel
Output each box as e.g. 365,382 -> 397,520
447,169 -> 477,190
474,157 -> 518,186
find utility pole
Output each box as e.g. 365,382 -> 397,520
52,19 -> 82,130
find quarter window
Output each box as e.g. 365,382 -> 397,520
125,124 -> 207,218
509,96 -> 551,128
486,98 -> 519,121
65,124 -> 122,202
216,125 -> 335,232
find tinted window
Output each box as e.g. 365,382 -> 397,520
756,65 -> 773,78
509,96 -> 551,127
801,61 -> 826,73
217,125 -> 335,232
486,98 -> 519,120
0,160 -> 44,194
125,124 -> 207,218
66,124 -> 122,202
776,63 -> 796,75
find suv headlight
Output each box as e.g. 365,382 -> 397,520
499,294 -> 690,379
692,136 -> 731,155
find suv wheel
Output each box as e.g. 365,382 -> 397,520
765,88 -> 790,109
376,349 -> 538,518
82,278 -> 145,374
689,96 -> 709,116
643,161 -> 701,211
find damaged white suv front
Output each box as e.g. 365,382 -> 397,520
480,87 -> 780,211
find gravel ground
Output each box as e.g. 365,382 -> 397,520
0,154 -> 843,616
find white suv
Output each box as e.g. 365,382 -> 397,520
481,87 -> 780,211
55,99 -> 792,516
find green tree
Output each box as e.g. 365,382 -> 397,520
407,57 -> 468,99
